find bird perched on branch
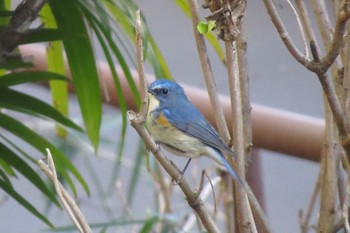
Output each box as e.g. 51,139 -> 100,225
145,79 -> 242,185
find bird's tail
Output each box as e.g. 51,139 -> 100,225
213,148 -> 244,187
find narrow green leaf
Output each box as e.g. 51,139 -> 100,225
19,29 -> 62,44
0,158 -> 16,177
103,0 -> 172,80
45,218 -> 158,232
126,141 -> 144,206
0,142 -> 59,206
79,0 -> 141,109
0,113 -> 90,195
173,0 -> 225,63
0,71 -> 67,86
0,56 -> 33,69
140,216 -> 161,233
49,0 -> 102,150
0,1 -> 11,25
79,9 -> 129,191
0,177 -> 54,228
0,168 -> 12,184
0,11 -> 12,18
0,86 -> 82,132
41,4 -> 69,138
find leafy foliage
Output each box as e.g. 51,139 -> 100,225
0,0 -> 174,230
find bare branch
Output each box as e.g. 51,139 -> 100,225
321,0 -> 350,71
262,0 -> 312,68
135,9 -> 148,117
0,0 -> 47,63
38,149 -> 92,233
286,0 -> 309,58
299,168 -> 321,233
317,108 -> 338,233
187,0 -> 231,143
295,0 -> 318,44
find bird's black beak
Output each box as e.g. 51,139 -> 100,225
147,88 -> 155,95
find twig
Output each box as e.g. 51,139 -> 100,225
262,0 -> 312,69
286,0 -> 309,58
320,0 -> 350,71
135,9 -> 148,117
180,176 -> 221,233
0,0 -> 47,63
224,15 -> 257,233
187,0 -> 231,143
317,105 -> 337,233
295,0 -> 317,45
310,41 -> 350,152
299,168 -> 321,233
38,149 -> 92,233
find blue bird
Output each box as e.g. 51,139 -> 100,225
146,79 -> 242,184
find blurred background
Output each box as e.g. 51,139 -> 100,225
0,0 -> 325,232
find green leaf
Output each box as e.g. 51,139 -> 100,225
197,21 -> 209,34
173,0 -> 225,63
0,168 -> 12,184
19,29 -> 63,44
0,71 -> 67,86
0,158 -> 16,177
0,56 -> 33,69
140,216 -> 161,233
0,142 -> 59,206
0,112 -> 90,196
103,0 -> 172,80
0,176 -> 54,228
49,0 -> 102,150
45,218 -> 159,232
41,4 -> 69,138
0,86 -> 82,132
77,2 -> 131,190
80,0 -> 141,109
197,20 -> 216,34
127,141 -> 144,206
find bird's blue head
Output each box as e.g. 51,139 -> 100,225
148,79 -> 187,104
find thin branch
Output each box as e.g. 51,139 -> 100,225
187,0 -> 231,143
317,104 -> 338,233
262,0 -> 312,69
180,176 -> 222,233
320,0 -> 350,71
135,9 -> 148,117
0,0 -> 47,63
299,168 -> 321,233
310,41 -> 350,152
286,0 -> 309,58
295,0 -> 318,44
222,1 -> 256,231
38,149 -> 92,233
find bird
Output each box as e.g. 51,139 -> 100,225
145,79 -> 242,185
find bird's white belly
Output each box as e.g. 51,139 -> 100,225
146,96 -> 206,158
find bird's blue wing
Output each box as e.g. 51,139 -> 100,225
162,105 -> 234,155
163,106 -> 242,185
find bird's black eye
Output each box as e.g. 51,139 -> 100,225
162,88 -> 168,95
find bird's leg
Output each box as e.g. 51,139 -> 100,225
171,158 -> 192,185
181,158 -> 192,176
